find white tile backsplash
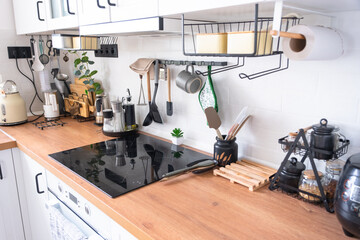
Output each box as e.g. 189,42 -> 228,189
2,0 -> 360,169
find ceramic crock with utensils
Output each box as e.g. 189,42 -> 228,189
214,135 -> 238,167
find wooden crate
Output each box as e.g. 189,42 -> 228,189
213,159 -> 276,191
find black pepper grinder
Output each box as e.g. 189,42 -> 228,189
123,89 -> 136,130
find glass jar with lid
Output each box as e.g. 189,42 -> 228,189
322,159 -> 345,207
299,170 -> 324,202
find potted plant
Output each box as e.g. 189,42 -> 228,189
171,128 -> 184,145
70,51 -> 103,95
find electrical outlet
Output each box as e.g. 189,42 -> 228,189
8,46 -> 32,59
94,44 -> 118,58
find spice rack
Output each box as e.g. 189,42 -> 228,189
269,128 -> 350,213
181,4 -> 302,79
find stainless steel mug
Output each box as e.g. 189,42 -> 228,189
176,65 -> 203,94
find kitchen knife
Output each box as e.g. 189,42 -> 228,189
160,159 -> 218,181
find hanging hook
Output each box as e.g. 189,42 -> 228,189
239,54 -> 289,80
195,57 -> 245,76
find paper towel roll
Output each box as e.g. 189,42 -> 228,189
282,25 -> 343,60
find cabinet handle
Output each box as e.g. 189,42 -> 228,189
35,173 -> 44,194
107,0 -> 116,6
66,0 -> 75,15
0,163 -> 3,180
36,1 -> 45,21
96,0 -> 106,9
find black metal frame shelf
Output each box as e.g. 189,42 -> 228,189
269,128 -> 350,213
181,3 -> 302,79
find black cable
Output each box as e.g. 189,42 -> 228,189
14,57 -> 44,117
15,58 -> 43,103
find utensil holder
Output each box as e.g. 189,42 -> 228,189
213,135 -> 238,167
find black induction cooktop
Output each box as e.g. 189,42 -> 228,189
49,133 -> 211,198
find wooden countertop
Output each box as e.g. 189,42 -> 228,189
0,129 -> 16,150
1,118 -> 348,240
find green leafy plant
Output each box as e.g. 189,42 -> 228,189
171,128 -> 184,138
70,51 -> 103,95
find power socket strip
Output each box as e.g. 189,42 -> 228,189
94,44 -> 118,58
8,46 -> 32,59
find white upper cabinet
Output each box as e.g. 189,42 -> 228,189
158,0 -> 265,16
110,0 -> 159,22
77,0 -> 111,26
12,0 -> 48,34
45,0 -> 79,30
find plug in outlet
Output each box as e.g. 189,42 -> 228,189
94,44 -> 118,58
8,46 -> 32,59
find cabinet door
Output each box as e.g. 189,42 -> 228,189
159,0 -> 261,16
110,218 -> 137,240
45,0 -> 79,30
77,0 -> 110,26
13,149 -> 51,240
110,0 -> 158,22
12,0 -> 48,34
0,149 -> 25,240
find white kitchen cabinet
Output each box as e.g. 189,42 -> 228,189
0,149 -> 25,240
45,0 -> 79,30
13,149 -> 51,240
110,219 -> 137,240
77,0 -> 111,26
110,0 -> 158,22
12,0 -> 48,34
158,0 -> 266,16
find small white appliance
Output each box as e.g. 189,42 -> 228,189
43,90 -> 60,121
0,80 -> 27,126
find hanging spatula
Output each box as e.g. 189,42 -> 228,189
166,67 -> 173,116
204,107 -> 223,140
150,60 -> 163,123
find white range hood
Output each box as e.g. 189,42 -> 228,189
79,17 -> 182,36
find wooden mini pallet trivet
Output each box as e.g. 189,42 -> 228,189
213,159 -> 276,191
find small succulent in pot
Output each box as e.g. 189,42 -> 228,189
171,128 -> 184,145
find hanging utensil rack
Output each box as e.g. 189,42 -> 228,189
269,128 -> 350,213
181,3 -> 302,79
158,59 -> 227,67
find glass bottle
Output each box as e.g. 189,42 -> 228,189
322,159 -> 345,208
299,170 -> 323,202
111,99 -> 125,132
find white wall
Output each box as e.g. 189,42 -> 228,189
69,10 -> 359,170
4,0 -> 360,169
0,0 -> 44,115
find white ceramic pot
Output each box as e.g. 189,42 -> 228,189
172,137 -> 184,145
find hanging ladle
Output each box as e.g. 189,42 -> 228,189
55,56 -> 71,93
